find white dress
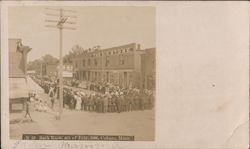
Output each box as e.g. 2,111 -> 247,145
75,95 -> 82,110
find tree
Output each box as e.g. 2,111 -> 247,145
63,45 -> 101,64
42,54 -> 59,64
27,59 -> 42,70
63,45 -> 85,64
27,54 -> 58,74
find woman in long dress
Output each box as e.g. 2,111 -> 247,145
75,94 -> 82,111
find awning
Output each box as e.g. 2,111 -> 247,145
63,71 -> 73,78
9,78 -> 29,99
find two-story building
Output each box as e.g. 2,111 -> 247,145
141,48 -> 156,90
72,43 -> 145,88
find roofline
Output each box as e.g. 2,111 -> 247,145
73,43 -> 137,58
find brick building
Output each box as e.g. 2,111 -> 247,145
72,43 -> 146,88
141,48 -> 156,90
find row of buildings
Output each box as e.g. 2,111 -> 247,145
35,63 -> 73,79
72,43 -> 155,90
8,39 -> 155,112
28,42 -> 155,90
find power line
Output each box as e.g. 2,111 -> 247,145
45,19 -> 77,25
45,8 -> 77,120
45,13 -> 77,18
45,7 -> 77,13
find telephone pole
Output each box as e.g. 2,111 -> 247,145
45,8 -> 77,120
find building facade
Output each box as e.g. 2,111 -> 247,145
45,63 -> 58,76
141,48 -> 156,90
9,39 -> 31,112
72,43 -> 146,88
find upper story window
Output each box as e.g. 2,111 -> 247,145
94,58 -> 98,66
129,48 -> 134,52
82,60 -> 85,66
88,59 -> 91,66
105,56 -> 110,67
119,55 -> 125,65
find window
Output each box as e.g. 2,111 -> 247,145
75,62 -> 78,68
94,59 -> 98,66
82,60 -> 85,66
119,55 -> 125,65
129,48 -> 133,52
125,48 -> 127,52
88,59 -> 91,66
105,56 -> 110,67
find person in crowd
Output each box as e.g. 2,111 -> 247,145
121,94 -> 126,112
24,97 -> 33,121
103,94 -> 109,113
75,92 -> 82,111
114,94 -> 120,113
89,94 -> 95,112
96,95 -> 101,113
69,91 -> 75,110
80,92 -> 86,110
48,86 -> 55,109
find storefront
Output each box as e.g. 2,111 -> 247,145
9,78 -> 29,113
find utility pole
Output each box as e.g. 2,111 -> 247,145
45,7 -> 76,120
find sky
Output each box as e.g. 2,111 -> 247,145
8,6 -> 155,61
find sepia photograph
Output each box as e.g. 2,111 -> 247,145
2,1 -> 249,149
8,6 -> 155,141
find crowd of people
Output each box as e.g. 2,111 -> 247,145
30,75 -> 155,113
63,87 -> 154,113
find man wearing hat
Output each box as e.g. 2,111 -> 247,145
103,94 -> 108,113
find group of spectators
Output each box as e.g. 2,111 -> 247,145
63,87 -> 154,113
30,75 -> 155,113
